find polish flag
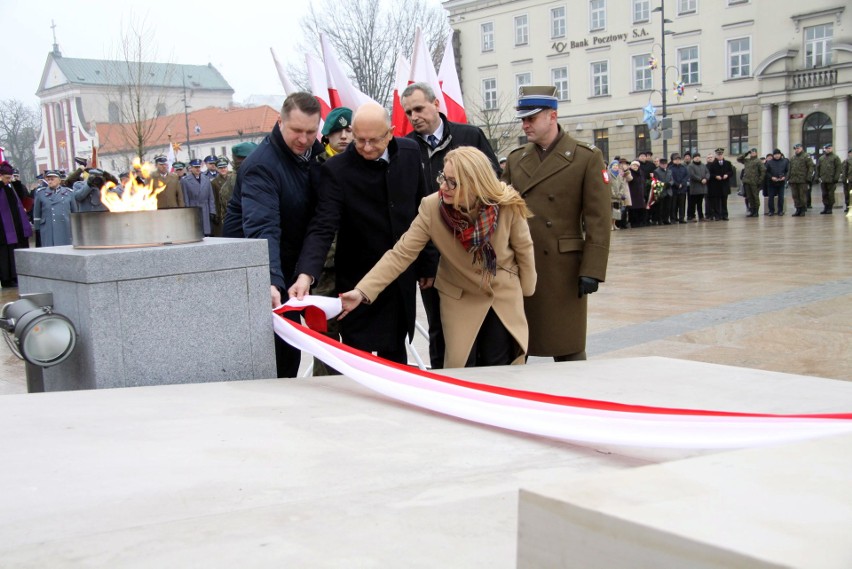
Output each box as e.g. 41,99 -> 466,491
391,56 -> 412,137
306,53 -> 332,119
437,33 -> 467,124
320,34 -> 375,111
409,27 -> 446,114
270,47 -> 297,95
90,145 -> 99,169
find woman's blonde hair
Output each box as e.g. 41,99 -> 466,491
443,147 -> 533,218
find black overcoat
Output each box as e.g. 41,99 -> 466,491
296,137 -> 437,352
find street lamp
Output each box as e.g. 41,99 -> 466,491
653,3 -> 675,159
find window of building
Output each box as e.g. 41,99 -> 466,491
108,102 -> 121,123
632,0 -> 650,24
635,124 -> 651,155
482,78 -> 497,110
552,67 -> 570,101
515,72 -> 532,94
210,147 -> 216,157
514,14 -> 529,46
591,61 -> 609,96
593,129 -> 610,162
156,103 -> 167,117
53,103 -> 64,131
804,24 -> 832,68
590,0 -> 606,32
481,22 -> 494,52
632,54 -> 653,92
727,37 -> 751,79
551,6 -> 566,38
518,135 -> 528,146
678,0 -> 697,15
802,112 -> 833,154
680,120 -> 698,156
221,146 -> 227,159
729,114 -> 749,155
678,46 -> 700,84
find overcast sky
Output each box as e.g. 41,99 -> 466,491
2,0 -> 446,108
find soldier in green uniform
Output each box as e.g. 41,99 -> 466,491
841,149 -> 851,214
501,86 -> 610,361
788,143 -> 814,217
816,143 -> 842,214
737,148 -> 766,217
210,158 -> 230,236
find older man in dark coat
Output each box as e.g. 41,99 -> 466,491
401,81 -> 500,369
223,92 -> 324,377
706,148 -> 734,221
501,86 -> 610,361
290,103 -> 437,364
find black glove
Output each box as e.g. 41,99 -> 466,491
74,157 -> 87,167
210,214 -> 220,226
578,276 -> 600,298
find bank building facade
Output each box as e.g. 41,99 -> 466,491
444,0 -> 850,162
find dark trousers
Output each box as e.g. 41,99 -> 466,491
767,183 -> 785,214
420,286 -> 445,369
673,193 -> 686,221
275,310 -> 302,378
844,183 -> 850,209
706,194 -> 722,219
655,195 -> 671,223
465,308 -> 516,367
687,194 -> 705,219
628,208 -> 646,228
821,183 -> 837,208
744,183 -> 761,211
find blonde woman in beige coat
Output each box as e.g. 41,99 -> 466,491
340,147 -> 536,368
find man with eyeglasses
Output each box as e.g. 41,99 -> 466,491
501,85 -> 610,363
290,102 -> 437,365
401,82 -> 500,369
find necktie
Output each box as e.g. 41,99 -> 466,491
427,134 -> 439,149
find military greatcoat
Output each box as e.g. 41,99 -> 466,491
501,129 -> 610,357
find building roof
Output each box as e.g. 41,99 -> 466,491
40,54 -> 233,93
96,105 -> 279,155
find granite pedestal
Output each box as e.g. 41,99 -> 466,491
1,358 -> 851,567
14,238 -> 275,391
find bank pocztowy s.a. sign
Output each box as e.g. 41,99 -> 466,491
552,28 -> 650,54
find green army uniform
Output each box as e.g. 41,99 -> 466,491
817,146 -> 842,213
842,153 -> 851,213
788,145 -> 814,216
737,150 -> 765,216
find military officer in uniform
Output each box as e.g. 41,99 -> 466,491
788,143 -> 814,217
34,169 -> 78,246
150,155 -> 185,209
501,86 -> 610,362
816,143 -> 842,214
210,158 -> 231,236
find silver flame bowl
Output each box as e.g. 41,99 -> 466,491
71,208 -> 205,249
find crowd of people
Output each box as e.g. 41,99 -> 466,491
3,84 -> 849,377
608,144 -> 851,229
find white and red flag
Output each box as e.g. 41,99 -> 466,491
409,27 -> 446,114
437,33 -> 467,124
306,53 -> 332,120
320,34 -> 375,111
391,55 -> 412,137
270,47 -> 297,96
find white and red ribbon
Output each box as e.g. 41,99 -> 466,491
273,297 -> 852,449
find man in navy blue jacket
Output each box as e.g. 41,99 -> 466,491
223,92 -> 324,377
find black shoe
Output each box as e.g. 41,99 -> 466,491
820,209 -> 832,214
777,211 -> 784,216
765,212 -> 773,216
792,209 -> 801,217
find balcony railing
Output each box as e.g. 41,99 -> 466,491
788,68 -> 837,90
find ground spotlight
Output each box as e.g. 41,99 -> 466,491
0,293 -> 77,368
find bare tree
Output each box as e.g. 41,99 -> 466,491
466,92 -> 520,159
295,0 -> 450,105
105,18 -> 175,161
0,99 -> 41,183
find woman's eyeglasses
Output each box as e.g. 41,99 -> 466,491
436,171 -> 457,190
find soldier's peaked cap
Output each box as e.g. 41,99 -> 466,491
516,86 -> 558,119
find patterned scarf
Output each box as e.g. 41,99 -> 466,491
439,196 -> 499,288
